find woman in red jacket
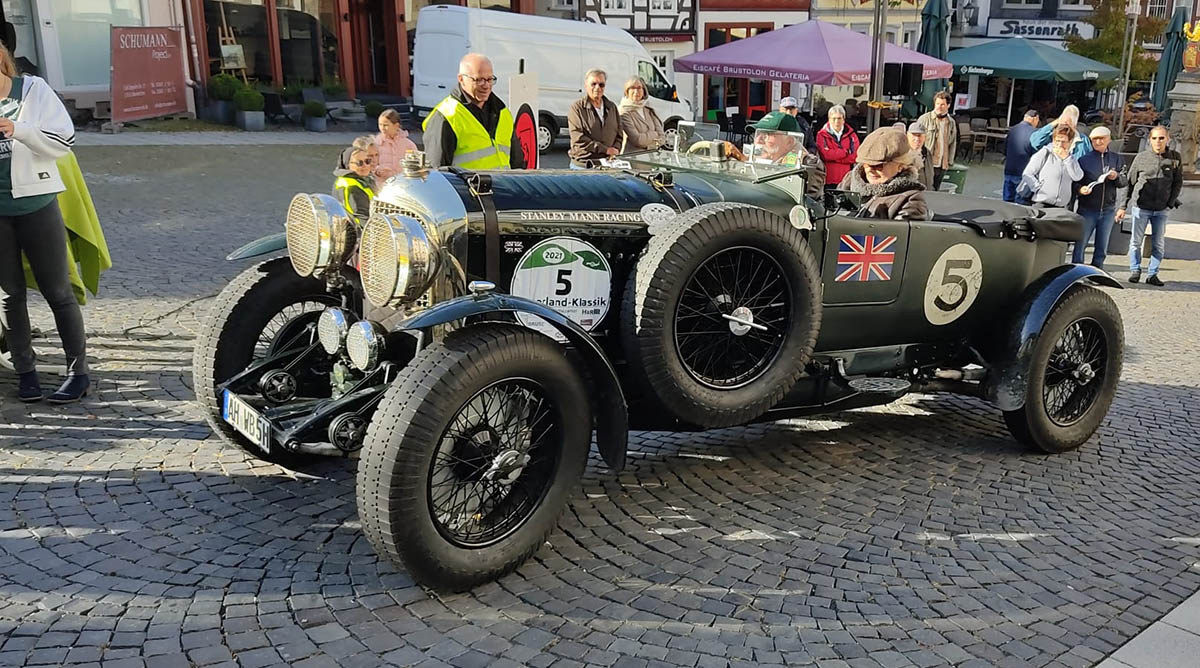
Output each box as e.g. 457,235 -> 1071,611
816,104 -> 859,189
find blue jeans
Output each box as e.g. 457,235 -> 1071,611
1128,206 -> 1167,276
1002,174 -> 1031,204
569,162 -> 585,170
1074,207 -> 1116,267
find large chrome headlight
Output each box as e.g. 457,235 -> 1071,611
346,321 -> 385,371
285,193 -> 355,278
317,307 -> 350,355
359,213 -> 439,308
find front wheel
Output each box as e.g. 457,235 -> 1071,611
193,257 -> 336,458
1003,285 -> 1124,453
356,325 -> 592,591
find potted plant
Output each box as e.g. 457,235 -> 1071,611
234,88 -> 265,131
303,100 -> 327,132
207,74 -> 243,124
364,99 -> 384,122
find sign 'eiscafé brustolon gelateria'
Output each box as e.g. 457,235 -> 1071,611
110,26 -> 188,124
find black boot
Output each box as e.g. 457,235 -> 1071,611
17,371 -> 42,403
48,374 -> 89,404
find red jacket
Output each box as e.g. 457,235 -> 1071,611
816,123 -> 859,187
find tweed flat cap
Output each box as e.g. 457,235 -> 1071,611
856,128 -> 912,165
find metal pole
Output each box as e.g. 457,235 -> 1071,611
1006,78 -> 1015,126
869,0 -> 890,131
1116,0 -> 1139,139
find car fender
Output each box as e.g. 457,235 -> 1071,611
226,232 -> 287,261
985,264 -> 1123,410
398,293 -> 629,472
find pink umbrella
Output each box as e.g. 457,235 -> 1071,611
675,20 -> 953,85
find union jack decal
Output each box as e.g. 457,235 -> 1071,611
835,234 -> 897,282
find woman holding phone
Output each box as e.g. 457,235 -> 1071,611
0,43 -> 88,403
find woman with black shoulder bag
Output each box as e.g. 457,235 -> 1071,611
0,43 -> 88,403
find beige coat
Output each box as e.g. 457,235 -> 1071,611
618,98 -> 665,152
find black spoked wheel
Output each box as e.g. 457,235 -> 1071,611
622,203 -> 822,428
674,246 -> 792,389
430,378 -> 562,548
357,325 -> 591,591
1042,318 -> 1108,427
1003,285 -> 1123,453
193,257 -> 337,459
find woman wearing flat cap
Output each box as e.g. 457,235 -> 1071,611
837,127 -> 928,221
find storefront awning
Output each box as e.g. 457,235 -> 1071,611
673,20 -> 953,86
946,38 -> 1120,82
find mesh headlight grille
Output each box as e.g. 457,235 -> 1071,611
346,321 -> 384,371
286,194 -> 320,277
359,213 -> 438,309
285,193 -> 352,278
317,307 -> 349,355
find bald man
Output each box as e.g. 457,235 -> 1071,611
422,53 -> 527,170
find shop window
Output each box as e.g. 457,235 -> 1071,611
205,1 -> 274,84
276,0 -> 339,86
1,0 -> 39,76
51,0 -> 144,87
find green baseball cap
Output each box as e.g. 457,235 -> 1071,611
752,111 -> 801,133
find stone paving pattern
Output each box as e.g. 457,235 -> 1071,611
1,145 -> 1200,668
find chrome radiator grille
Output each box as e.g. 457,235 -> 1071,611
370,199 -> 422,219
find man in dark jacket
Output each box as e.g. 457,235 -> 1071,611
422,53 -> 526,170
1003,109 -> 1040,202
1116,126 -> 1183,286
568,69 -> 622,168
1073,126 -> 1126,267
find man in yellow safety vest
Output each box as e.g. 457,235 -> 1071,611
422,53 -> 527,170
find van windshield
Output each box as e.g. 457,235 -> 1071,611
637,61 -> 674,101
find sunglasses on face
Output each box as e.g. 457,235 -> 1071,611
1151,136 -> 1168,141
352,158 -> 375,166
464,74 -> 498,84
588,81 -> 606,88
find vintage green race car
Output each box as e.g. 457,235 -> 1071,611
194,133 -> 1123,591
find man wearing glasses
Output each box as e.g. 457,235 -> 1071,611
1116,126 -> 1182,286
568,69 -> 622,168
423,53 -> 526,170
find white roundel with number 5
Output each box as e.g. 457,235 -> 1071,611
510,236 -> 612,340
923,243 -> 983,326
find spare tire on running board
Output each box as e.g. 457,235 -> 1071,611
621,202 -> 823,428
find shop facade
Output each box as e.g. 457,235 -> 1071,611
694,0 -> 810,122
191,0 -> 536,102
1,0 -> 196,115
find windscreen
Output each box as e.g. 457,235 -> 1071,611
673,121 -> 722,152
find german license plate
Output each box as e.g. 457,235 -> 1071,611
222,390 -> 270,453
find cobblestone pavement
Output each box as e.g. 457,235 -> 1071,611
2,145 -> 1200,668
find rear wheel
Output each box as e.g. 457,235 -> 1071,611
537,114 -> 557,153
193,257 -> 336,458
357,325 -> 591,591
1002,285 -> 1123,453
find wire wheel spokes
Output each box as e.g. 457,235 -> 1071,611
428,379 -> 560,547
256,300 -> 330,359
1042,317 -> 1108,427
673,246 -> 792,389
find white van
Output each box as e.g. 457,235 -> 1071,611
413,5 -> 692,152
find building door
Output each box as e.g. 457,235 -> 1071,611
350,0 -> 390,93
702,24 -> 771,122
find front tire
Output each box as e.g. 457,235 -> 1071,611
537,115 -> 557,153
357,325 -> 591,591
193,257 -> 336,458
1003,285 -> 1123,453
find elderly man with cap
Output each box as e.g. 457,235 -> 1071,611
778,96 -> 815,152
724,111 -> 825,195
837,128 -> 928,221
907,122 -> 933,191
1073,125 -> 1126,267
